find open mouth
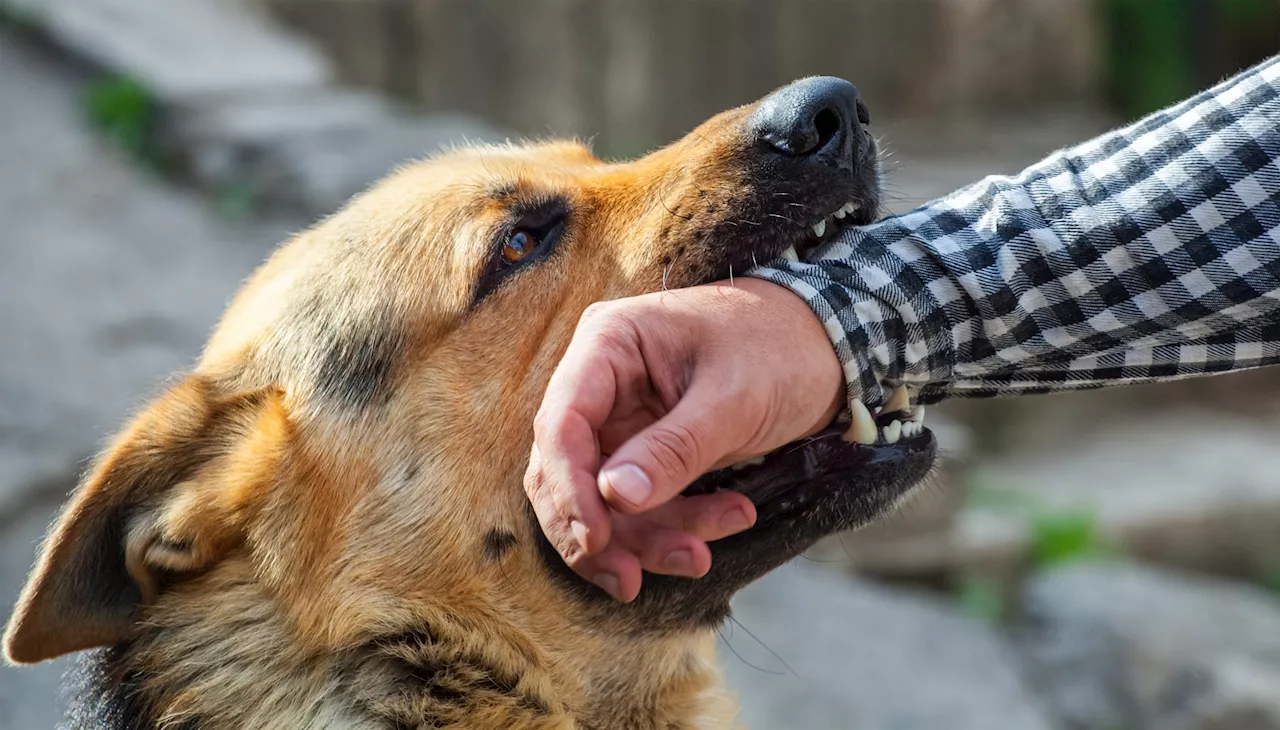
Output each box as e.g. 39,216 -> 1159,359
682,386 -> 933,515
774,196 -> 873,263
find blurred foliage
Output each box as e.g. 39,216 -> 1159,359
957,576 -> 1005,625
1104,0 -> 1194,120
0,5 -> 38,34
958,483 -> 1113,624
214,182 -> 260,222
1259,560 -> 1280,597
967,481 -> 1113,568
1104,0 -> 1280,120
81,76 -> 166,172
1029,509 -> 1110,567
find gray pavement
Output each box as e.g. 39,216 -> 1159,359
0,36 -> 293,726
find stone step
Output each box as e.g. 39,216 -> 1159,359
2,0 -> 507,217
3,0 -> 333,102
1020,563 -> 1280,730
727,562 -> 1055,730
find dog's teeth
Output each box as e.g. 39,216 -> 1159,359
731,456 -> 767,470
781,245 -> 799,261
882,384 -> 909,415
843,400 -> 877,445
846,201 -> 861,213
811,219 -> 826,238
902,422 -> 920,438
833,207 -> 847,220
883,420 -> 902,444
909,405 -> 926,424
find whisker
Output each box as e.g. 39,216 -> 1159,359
727,615 -> 797,677
717,626 -> 786,676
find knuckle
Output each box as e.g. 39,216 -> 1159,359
578,301 -> 615,326
522,466 -> 543,498
560,542 -> 589,569
642,421 -> 706,485
531,407 -> 553,437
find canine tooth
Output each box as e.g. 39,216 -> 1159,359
909,405 -> 926,423
811,219 -> 826,238
883,420 -> 902,444
843,400 -> 877,445
882,384 -> 909,414
781,245 -> 799,261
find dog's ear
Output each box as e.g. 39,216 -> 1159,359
3,375 -> 288,664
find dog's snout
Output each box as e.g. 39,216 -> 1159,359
748,77 -> 865,161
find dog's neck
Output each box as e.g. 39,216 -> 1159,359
64,570 -> 734,729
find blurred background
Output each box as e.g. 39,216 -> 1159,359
2,1 -> 1279,728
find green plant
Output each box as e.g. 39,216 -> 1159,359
964,481 -> 1040,512
81,76 -> 164,171
1029,508 -> 1110,567
1258,560 -> 1280,596
1103,0 -> 1194,120
956,576 -> 1005,626
0,5 -> 39,33
966,478 -> 1114,568
214,181 -> 259,221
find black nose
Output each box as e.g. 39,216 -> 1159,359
748,77 -> 868,160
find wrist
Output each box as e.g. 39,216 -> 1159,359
720,278 -> 844,425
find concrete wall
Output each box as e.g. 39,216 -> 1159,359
259,0 -> 1103,154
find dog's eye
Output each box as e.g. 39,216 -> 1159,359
502,230 -> 539,263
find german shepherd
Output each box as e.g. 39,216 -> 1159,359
5,77 -> 934,729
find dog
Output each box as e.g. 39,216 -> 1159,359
4,76 -> 935,729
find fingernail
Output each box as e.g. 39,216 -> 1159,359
664,549 -> 694,574
600,463 -> 652,507
720,508 -> 753,533
570,520 -> 589,551
594,572 -> 621,600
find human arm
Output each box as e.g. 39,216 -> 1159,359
527,56 -> 1280,599
753,56 -> 1280,408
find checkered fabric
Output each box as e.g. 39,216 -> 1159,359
750,56 -> 1280,408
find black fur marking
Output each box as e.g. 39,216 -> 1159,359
315,324 -> 400,409
481,529 -> 517,562
62,646 -> 162,730
366,628 -> 551,721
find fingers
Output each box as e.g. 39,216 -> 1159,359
644,490 -> 757,539
596,383 -> 744,515
553,492 -> 757,601
531,309 -> 641,554
612,491 -> 757,577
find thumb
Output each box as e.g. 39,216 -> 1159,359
596,384 -> 748,514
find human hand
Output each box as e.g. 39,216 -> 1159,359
524,278 -> 846,601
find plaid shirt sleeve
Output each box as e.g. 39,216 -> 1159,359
750,56 -> 1280,408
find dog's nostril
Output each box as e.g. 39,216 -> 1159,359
748,76 -> 862,159
813,108 -> 841,151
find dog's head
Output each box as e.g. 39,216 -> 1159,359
5,78 -> 934,726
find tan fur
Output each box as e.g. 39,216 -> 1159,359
5,101 -> 807,729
